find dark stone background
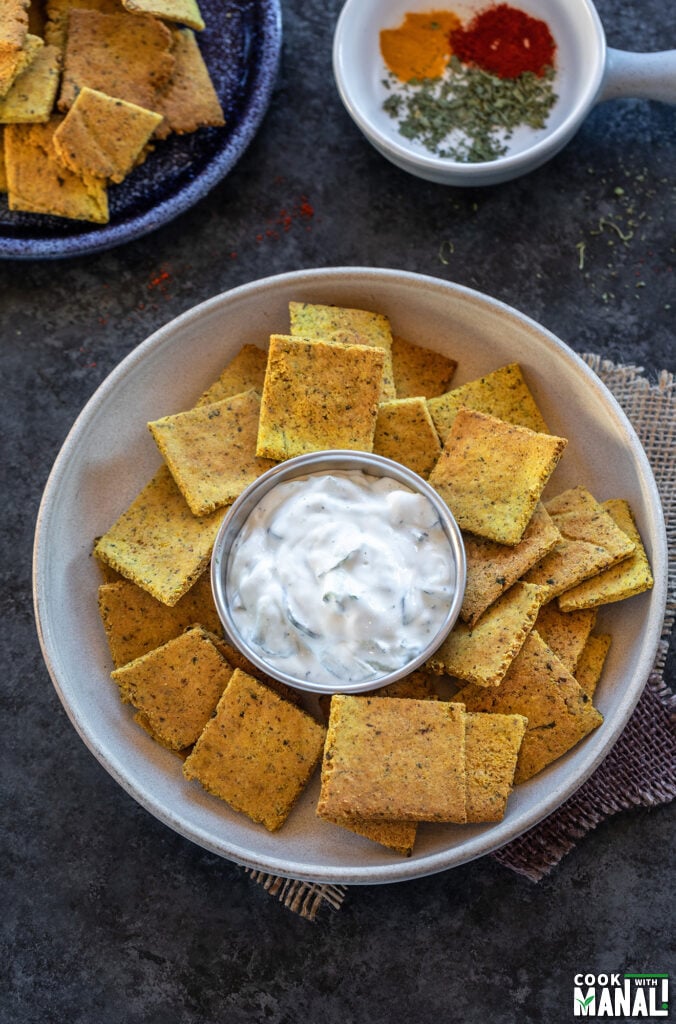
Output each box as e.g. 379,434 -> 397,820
1,1 -> 673,1021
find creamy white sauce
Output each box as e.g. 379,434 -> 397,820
226,470 -> 456,686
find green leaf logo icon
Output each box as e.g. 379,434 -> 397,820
576,995 -> 595,1008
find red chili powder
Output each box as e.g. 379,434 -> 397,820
450,4 -> 556,79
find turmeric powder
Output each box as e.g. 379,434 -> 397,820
380,10 -> 461,83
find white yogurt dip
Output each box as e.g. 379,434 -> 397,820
225,469 -> 456,686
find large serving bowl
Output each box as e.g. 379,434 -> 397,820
33,267 -> 667,884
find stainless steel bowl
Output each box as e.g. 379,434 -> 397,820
211,449 -> 466,695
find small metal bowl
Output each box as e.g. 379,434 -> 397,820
211,449 -> 466,695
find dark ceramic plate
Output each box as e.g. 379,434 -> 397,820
0,0 -> 282,259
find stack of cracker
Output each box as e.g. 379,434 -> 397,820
0,0 -> 224,222
93,300 -> 654,853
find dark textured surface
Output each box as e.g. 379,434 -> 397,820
2,1 -> 674,1021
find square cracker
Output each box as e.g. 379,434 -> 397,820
574,633 -> 611,698
317,696 -> 467,823
461,502 -> 560,627
373,396 -> 441,479
183,669 -> 327,832
256,335 -> 384,461
428,408 -> 567,545
5,117 -> 109,222
455,630 -> 603,784
426,581 -> 542,687
53,86 -> 162,182
289,300 -> 395,402
111,625 -> 233,750
427,363 -> 549,440
149,389 -> 276,516
58,10 -> 175,113
97,571 -> 221,667
0,44 -> 61,124
464,712 -> 527,822
0,33 -> 43,97
557,499 -> 653,612
122,0 -> 205,31
45,0 -> 122,52
195,344 -> 268,408
94,465 -> 225,606
390,335 -> 457,399
153,28 -> 224,138
523,487 -> 636,603
0,0 -> 29,53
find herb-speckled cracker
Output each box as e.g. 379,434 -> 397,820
373,396 -> 441,479
58,10 -> 175,113
428,409 -> 567,545
455,630 -> 603,784
183,669 -> 327,832
318,696 -> 467,823
111,625 -> 233,750
390,335 -> 457,399
0,0 -> 29,53
523,487 -> 636,603
464,712 -> 527,822
0,33 -> 43,97
45,0 -> 122,52
557,499 -> 653,612
256,335 -> 384,460
574,633 -> 611,698
153,28 -> 224,138
122,0 -> 205,31
196,344 -> 268,407
426,581 -> 542,687
428,363 -> 549,440
5,117 -> 109,222
94,465 -> 225,606
0,44 -> 61,123
533,602 -> 597,675
98,571 -> 221,667
461,502 -> 560,626
53,86 -> 163,182
289,300 -> 396,402
149,389 -> 276,516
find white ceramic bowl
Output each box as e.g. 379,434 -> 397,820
333,0 -> 676,186
33,267 -> 667,884
211,449 -> 467,695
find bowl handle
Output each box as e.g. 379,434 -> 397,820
597,48 -> 676,105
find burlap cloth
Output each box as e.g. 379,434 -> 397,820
242,357 -> 676,920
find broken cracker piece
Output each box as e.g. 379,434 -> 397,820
390,335 -> 457,399
373,396 -> 441,479
464,712 -> 528,822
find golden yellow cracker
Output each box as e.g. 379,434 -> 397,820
427,363 -> 550,439
390,335 -> 457,399
318,696 -> 467,823
0,44 -> 61,124
289,300 -> 396,401
97,571 -> 222,667
574,633 -> 611,699
557,499 -> 654,612
94,465 -> 225,606
426,581 -> 542,687
317,669 -> 439,720
122,0 -> 204,30
112,625 -> 233,750
256,335 -> 384,461
153,28 -> 223,138
318,810 -> 418,857
195,344 -> 268,408
428,409 -> 567,545
203,631 -> 303,706
44,0 -> 122,51
461,502 -> 560,627
523,487 -> 636,603
183,669 -> 327,832
455,630 -> 603,783
149,389 -> 276,516
58,10 -> 174,113
0,33 -> 43,97
464,712 -> 527,822
5,117 -> 109,222
533,602 -> 597,675
52,86 -> 162,182
372,396 -> 441,479
0,0 -> 29,53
